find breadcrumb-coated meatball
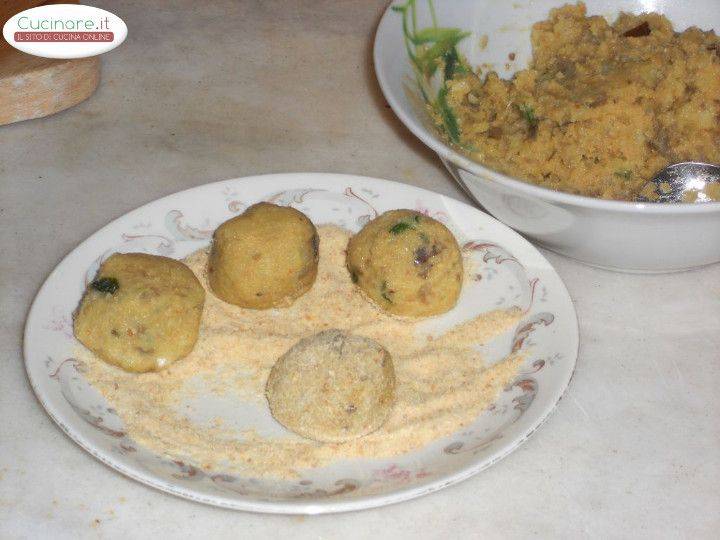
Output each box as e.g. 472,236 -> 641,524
266,330 -> 396,442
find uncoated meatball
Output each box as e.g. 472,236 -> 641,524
208,202 -> 319,309
74,253 -> 205,373
346,210 -> 463,317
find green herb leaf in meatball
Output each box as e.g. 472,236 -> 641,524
91,277 -> 119,294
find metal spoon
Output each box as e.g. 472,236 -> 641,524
636,161 -> 720,203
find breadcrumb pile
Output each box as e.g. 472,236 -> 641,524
80,226 -> 522,478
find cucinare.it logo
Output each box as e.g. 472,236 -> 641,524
2,4 -> 127,59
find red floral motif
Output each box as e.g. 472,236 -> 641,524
375,464 -> 410,481
266,188 -> 325,205
463,240 -> 546,316
227,200 -> 245,213
344,187 -> 379,218
119,442 -> 136,453
211,473 -> 237,484
209,474 -> 252,496
213,474 -> 357,499
444,431 -> 503,455
506,378 -> 538,412
512,312 -> 555,352
373,464 -> 431,482
165,210 -> 213,240
288,479 -> 358,498
74,406 -> 125,438
462,241 -> 521,266
520,359 -> 546,375
50,358 -> 126,438
524,278 -> 541,313
222,186 -> 247,213
171,460 -> 205,480
120,232 -> 174,256
413,201 -> 449,222
49,357 -> 83,380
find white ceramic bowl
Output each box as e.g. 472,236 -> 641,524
374,0 -> 720,272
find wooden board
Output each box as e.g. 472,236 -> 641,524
0,0 -> 100,125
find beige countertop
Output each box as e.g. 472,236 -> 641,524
1,1 -> 718,538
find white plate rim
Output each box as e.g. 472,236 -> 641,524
24,172 -> 579,514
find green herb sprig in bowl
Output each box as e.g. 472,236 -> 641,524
392,0 -> 470,145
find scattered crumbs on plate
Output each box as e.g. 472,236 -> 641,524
80,225 -> 523,479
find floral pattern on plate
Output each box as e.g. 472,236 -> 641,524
24,173 -> 578,514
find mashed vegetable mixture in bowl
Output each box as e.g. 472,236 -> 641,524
374,0 -> 720,272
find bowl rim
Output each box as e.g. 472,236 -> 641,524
373,1 -> 720,215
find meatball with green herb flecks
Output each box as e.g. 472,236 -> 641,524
74,253 -> 205,373
346,209 -> 463,317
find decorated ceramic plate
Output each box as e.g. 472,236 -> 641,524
24,173 -> 578,513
